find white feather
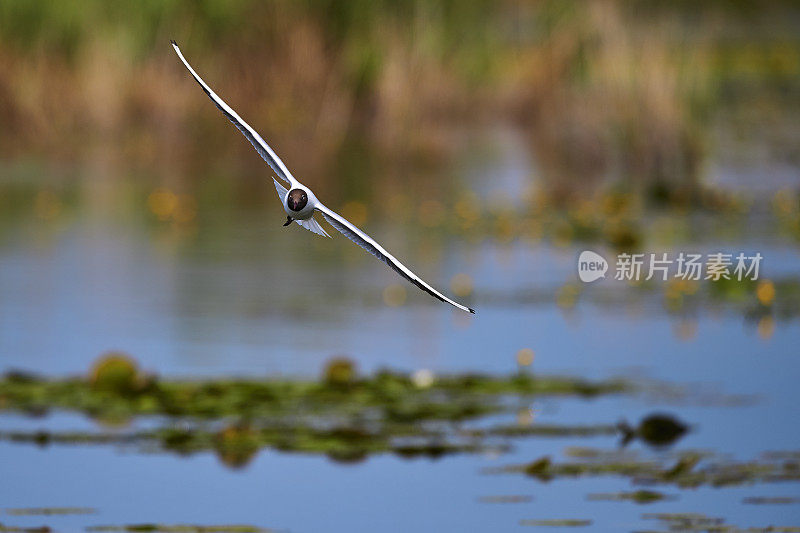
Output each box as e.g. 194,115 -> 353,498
273,177 -> 288,200
296,216 -> 331,238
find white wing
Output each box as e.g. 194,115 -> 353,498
297,216 -> 331,238
316,204 -> 475,313
273,178 -> 329,238
171,40 -> 296,187
273,177 -> 288,199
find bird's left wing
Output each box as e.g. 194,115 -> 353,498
171,40 -> 296,187
297,216 -> 331,238
316,204 -> 475,313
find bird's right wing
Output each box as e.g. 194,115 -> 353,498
171,40 -> 296,187
316,204 -> 474,313
273,177 -> 288,200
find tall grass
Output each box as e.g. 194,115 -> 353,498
0,0 -> 797,201
502,1 -> 715,203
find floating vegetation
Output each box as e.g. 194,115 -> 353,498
0,368 -> 628,423
6,508 -> 95,516
562,447 -> 639,461
477,495 -> 533,504
488,449 -> 800,489
519,519 -> 592,527
213,424 -> 261,469
0,526 -> 52,533
523,457 -> 553,481
7,360 -> 796,533
586,490 -> 673,504
516,349 -> 535,368
742,497 -> 800,505
410,369 -> 435,389
85,526 -> 273,533
0,362 -> 631,464
89,353 -> 149,396
465,423 -> 618,439
321,357 -> 357,388
640,512 -> 800,533
0,424 -> 508,464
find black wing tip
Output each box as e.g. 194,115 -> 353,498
170,39 -> 178,46
468,307 -> 476,314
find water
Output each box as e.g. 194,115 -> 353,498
1,129 -> 799,531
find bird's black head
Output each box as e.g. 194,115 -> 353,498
287,189 -> 308,212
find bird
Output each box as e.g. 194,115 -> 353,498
170,41 -> 475,314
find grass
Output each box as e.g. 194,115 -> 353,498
0,1 -> 797,202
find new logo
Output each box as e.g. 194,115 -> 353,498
578,250 -> 608,283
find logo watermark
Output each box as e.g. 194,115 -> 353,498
577,250 -> 609,283
578,251 -> 763,282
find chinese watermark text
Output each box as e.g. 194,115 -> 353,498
578,251 -> 763,283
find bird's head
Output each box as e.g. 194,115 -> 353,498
287,189 -> 308,212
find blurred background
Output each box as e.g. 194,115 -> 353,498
1,1 -> 800,531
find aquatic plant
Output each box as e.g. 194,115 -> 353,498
88,352 -> 148,396
489,449 -> 800,490
0,361 -> 633,464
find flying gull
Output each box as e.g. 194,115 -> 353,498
171,41 -> 475,314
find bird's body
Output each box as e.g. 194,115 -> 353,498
171,41 -> 474,313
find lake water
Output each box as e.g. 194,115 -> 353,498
1,128 -> 799,531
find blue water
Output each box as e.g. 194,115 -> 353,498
1,124 -> 800,531
1,208 -> 799,531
